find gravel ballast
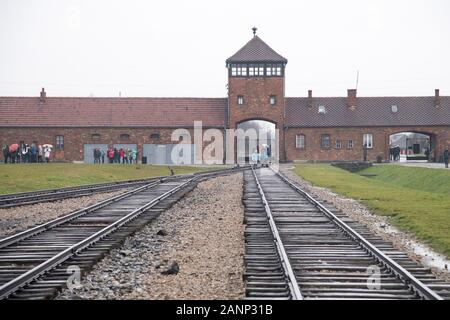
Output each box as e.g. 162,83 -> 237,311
58,173 -> 245,300
281,165 -> 450,280
0,190 -> 127,238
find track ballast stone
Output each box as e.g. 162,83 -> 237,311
57,173 -> 245,300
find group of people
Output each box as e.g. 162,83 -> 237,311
96,147 -> 138,164
2,143 -> 52,164
389,145 -> 402,161
250,144 -> 271,165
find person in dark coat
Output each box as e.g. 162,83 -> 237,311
444,148 -> 449,168
363,143 -> 368,162
2,144 -> 9,164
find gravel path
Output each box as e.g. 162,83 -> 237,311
57,173 -> 245,300
281,164 -> 450,281
0,190 -> 128,238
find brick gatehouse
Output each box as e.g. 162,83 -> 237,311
1,30 -> 449,163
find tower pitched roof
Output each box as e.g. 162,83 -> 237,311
226,35 -> 287,64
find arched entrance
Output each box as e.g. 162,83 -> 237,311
236,120 -> 277,164
389,132 -> 435,162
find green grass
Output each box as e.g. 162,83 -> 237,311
0,164 -> 219,195
293,164 -> 450,257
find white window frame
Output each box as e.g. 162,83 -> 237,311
348,139 -> 353,149
363,134 -> 373,149
335,139 -> 342,149
237,95 -> 244,105
296,134 -> 305,149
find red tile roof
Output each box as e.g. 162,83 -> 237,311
0,97 -> 227,127
226,36 -> 287,64
285,96 -> 450,127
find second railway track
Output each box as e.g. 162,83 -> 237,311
0,166 -> 246,300
243,166 -> 450,300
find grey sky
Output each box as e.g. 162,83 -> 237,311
1,0 -> 449,98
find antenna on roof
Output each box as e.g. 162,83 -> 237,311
252,27 -> 257,37
355,70 -> 359,91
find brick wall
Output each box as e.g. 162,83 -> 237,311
0,127 -> 226,163
286,126 -> 450,162
228,76 -> 286,160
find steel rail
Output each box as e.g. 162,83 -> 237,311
0,180 -> 162,249
250,165 -> 303,300
0,177 -> 196,300
0,167 -> 240,208
273,168 -> 443,300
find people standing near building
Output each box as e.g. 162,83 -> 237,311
113,148 -> 119,163
132,148 -> 137,164
38,145 -> 43,163
108,148 -> 114,163
119,148 -> 125,164
44,146 -> 51,163
363,143 -> 368,162
2,144 -> 9,164
425,147 -> 430,161
30,143 -> 37,163
444,148 -> 449,168
101,149 -> 105,164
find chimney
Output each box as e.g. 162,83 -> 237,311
307,90 -> 313,108
347,89 -> 357,109
40,88 -> 46,102
435,89 -> 440,108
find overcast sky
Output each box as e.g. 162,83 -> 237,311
1,0 -> 449,98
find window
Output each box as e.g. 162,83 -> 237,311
120,133 -> 130,141
266,64 -> 283,76
237,95 -> 244,105
363,134 -> 373,149
230,64 -> 247,77
391,105 -> 398,113
348,139 -> 354,149
318,106 -> 326,114
150,133 -> 160,139
91,134 -> 101,140
321,134 -> 331,149
55,135 -> 64,150
269,95 -> 277,105
296,134 -> 305,149
335,139 -> 342,149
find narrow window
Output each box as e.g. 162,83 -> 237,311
269,95 -> 277,106
241,64 -> 247,76
231,65 -> 237,76
266,64 -> 272,76
363,134 -> 373,148
348,139 -> 354,149
150,133 -> 160,139
296,134 -> 305,149
91,134 -> 101,140
55,135 -> 64,150
248,65 -> 255,76
321,134 -> 331,149
120,133 -> 130,141
237,95 -> 244,105
336,139 -> 342,149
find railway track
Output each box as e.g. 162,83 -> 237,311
0,168 -> 232,209
243,166 -> 449,300
0,166 -> 245,300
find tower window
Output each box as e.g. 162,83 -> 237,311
230,64 -> 247,77
269,95 -> 277,105
237,95 -> 244,105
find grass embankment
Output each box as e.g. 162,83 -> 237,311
293,164 -> 450,257
0,164 -> 217,195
